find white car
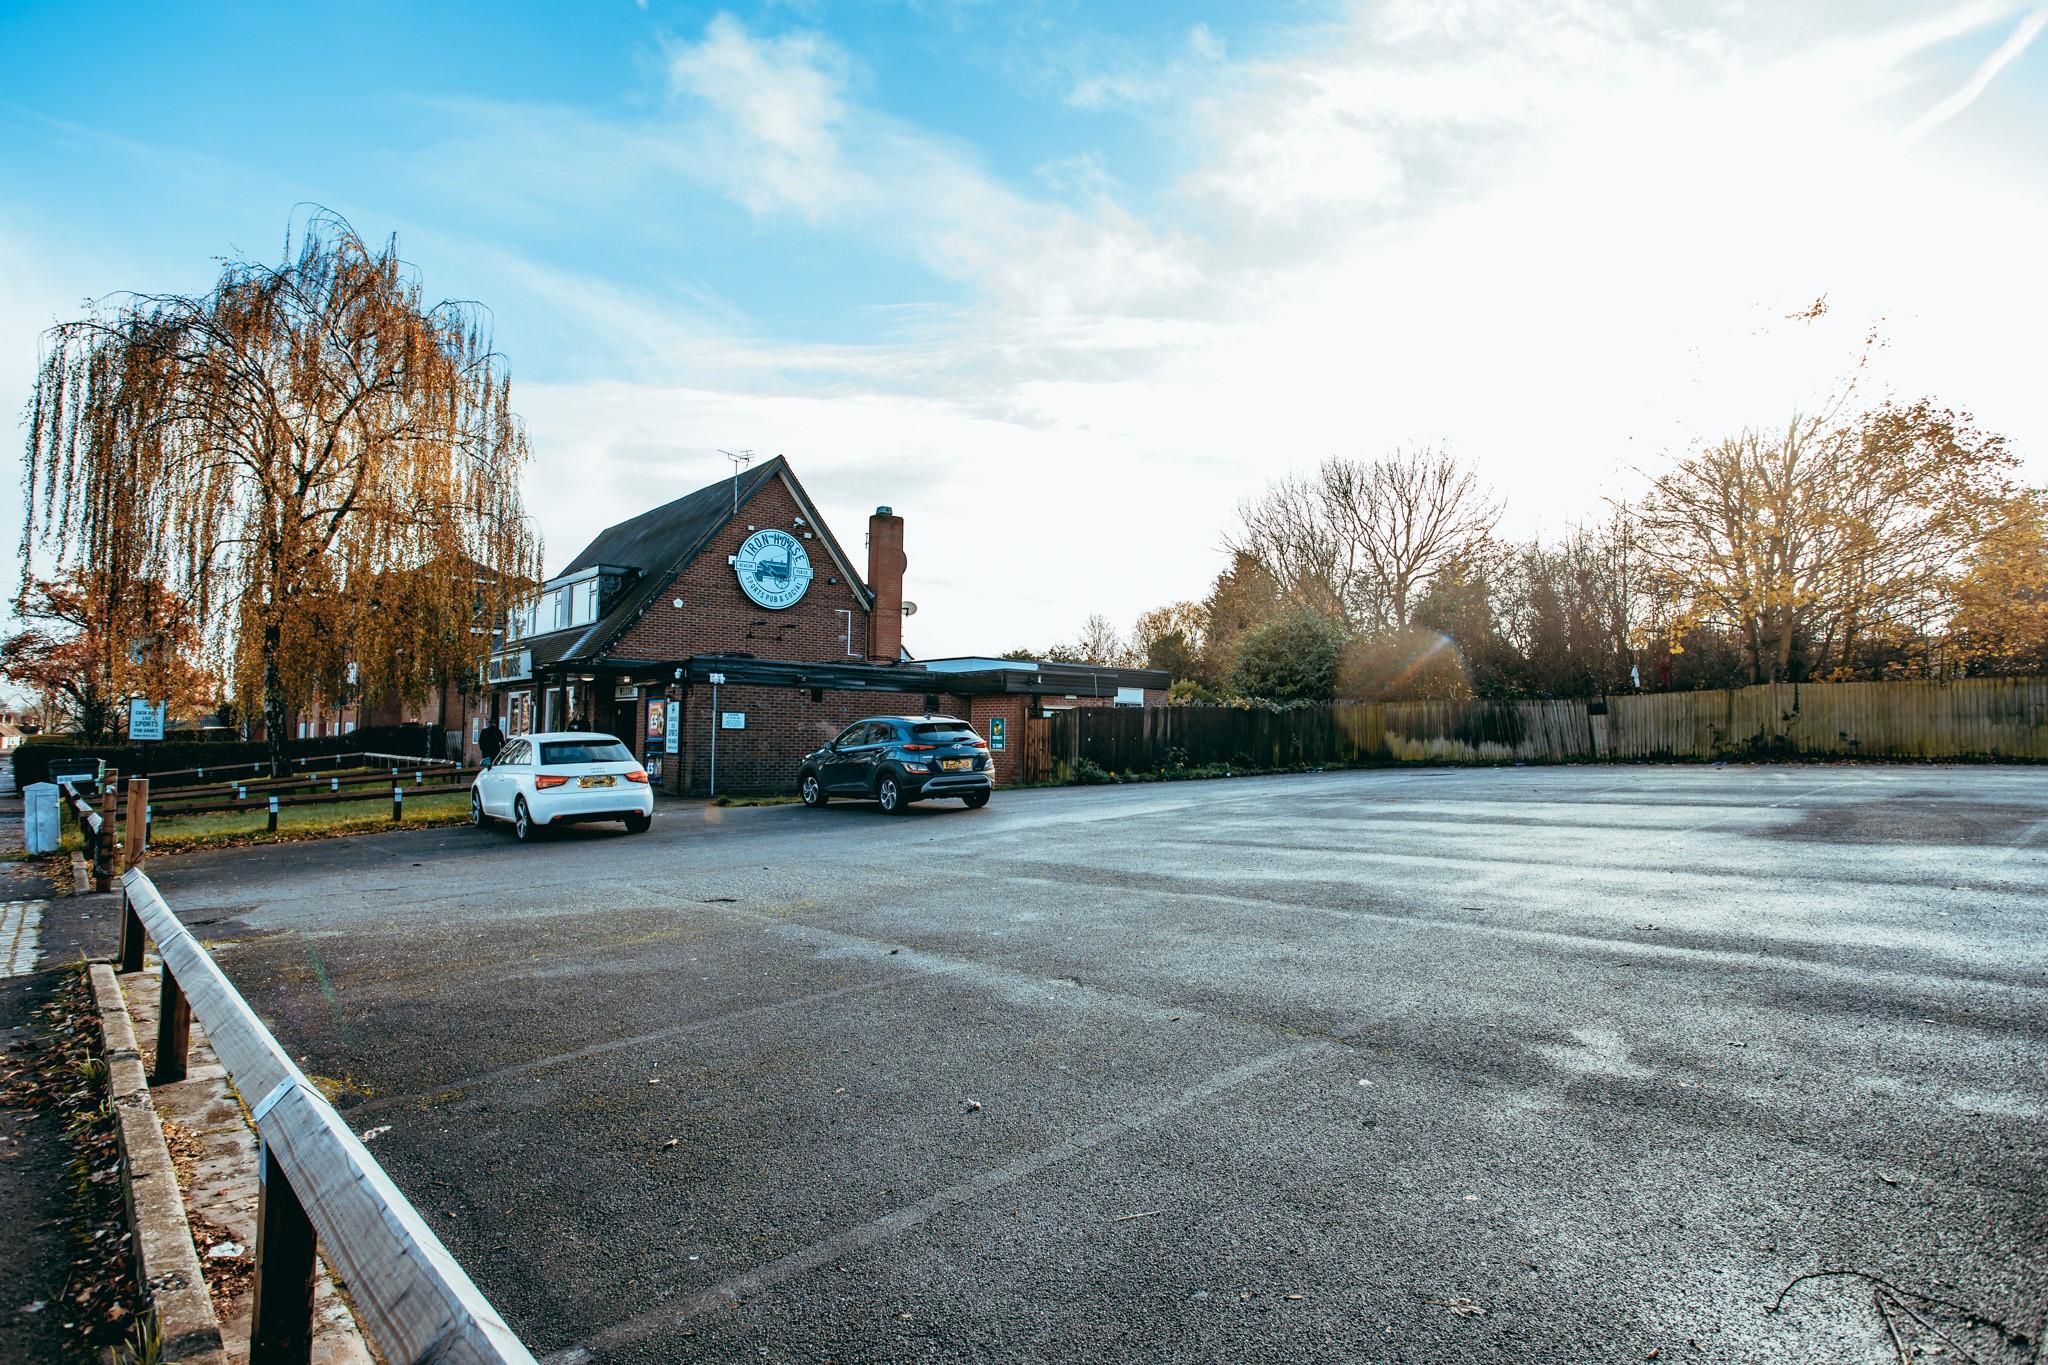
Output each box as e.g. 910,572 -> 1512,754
471,732 -> 654,841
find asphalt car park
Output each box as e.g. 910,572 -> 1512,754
133,765 -> 2047,1363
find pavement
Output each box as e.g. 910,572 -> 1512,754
58,764 -> 2048,1363
0,786 -> 79,1365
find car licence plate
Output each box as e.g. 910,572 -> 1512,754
579,775 -> 616,787
941,758 -> 970,771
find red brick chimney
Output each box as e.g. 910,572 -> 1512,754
867,506 -> 906,664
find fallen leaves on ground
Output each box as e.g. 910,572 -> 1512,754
185,1210 -> 254,1318
0,966 -> 142,1357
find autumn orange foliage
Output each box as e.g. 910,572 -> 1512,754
20,211 -> 539,770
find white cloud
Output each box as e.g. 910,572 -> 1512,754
504,2 -> 2048,655
1906,5 -> 2048,139
663,14 -> 867,220
6,4 -> 2043,659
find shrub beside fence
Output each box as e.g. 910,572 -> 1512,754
1042,677 -> 2048,779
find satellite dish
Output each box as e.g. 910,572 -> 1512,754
901,601 -> 918,616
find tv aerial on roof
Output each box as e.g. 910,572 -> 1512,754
719,448 -> 755,512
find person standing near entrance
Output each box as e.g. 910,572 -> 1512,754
480,717 -> 505,767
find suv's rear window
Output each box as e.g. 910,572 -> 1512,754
539,740 -> 633,765
911,723 -> 981,741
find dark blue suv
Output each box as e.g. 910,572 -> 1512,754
799,716 -> 994,813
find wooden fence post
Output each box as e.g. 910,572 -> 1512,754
116,780 -> 148,971
250,1140 -> 317,1364
124,779 -> 148,868
92,819 -> 114,894
153,963 -> 190,1083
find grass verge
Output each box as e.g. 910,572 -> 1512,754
60,791 -> 472,857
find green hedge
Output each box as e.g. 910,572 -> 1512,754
11,723 -> 443,788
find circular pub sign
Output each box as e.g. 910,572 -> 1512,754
732,528 -> 813,610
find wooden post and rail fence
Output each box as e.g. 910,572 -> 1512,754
63,780 -> 538,1364
58,768 -> 480,856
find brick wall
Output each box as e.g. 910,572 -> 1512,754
614,475 -> 873,665
666,687 -> 1164,797
674,683 -> 983,796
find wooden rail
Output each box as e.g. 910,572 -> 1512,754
58,780 -> 116,892
122,868 -> 538,1365
133,751 -> 460,790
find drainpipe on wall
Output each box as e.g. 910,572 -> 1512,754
708,671 -> 726,798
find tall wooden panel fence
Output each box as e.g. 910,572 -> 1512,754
1040,677 -> 2048,780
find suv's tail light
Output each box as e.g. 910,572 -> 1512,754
535,774 -> 570,789
625,770 -> 649,784
902,743 -> 937,751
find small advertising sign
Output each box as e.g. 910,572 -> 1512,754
664,700 -> 681,754
721,712 -> 746,730
647,698 -> 666,741
988,716 -> 1006,751
128,698 -> 165,741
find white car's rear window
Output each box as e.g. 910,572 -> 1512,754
539,740 -> 633,765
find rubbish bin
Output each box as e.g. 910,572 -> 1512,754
23,782 -> 60,855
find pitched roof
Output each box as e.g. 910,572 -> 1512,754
535,456 -> 872,669
561,459 -> 779,577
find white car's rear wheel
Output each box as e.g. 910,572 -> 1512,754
513,796 -> 539,842
470,791 -> 487,828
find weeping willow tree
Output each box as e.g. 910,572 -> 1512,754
21,211 -> 541,772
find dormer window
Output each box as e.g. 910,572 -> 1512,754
506,565 -> 631,641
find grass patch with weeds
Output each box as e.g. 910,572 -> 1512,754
58,791 -> 473,857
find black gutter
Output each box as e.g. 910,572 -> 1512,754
674,655 -> 1167,698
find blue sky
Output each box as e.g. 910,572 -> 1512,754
3,1 -> 2045,655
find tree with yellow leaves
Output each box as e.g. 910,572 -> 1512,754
1948,492 -> 2048,676
1637,401 -> 2012,683
21,211 -> 540,772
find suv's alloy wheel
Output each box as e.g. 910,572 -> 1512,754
878,776 -> 902,814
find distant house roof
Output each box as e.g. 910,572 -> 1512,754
917,656 -> 1037,673
523,456 -> 871,672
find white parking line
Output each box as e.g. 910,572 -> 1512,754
2,899 -> 45,977
559,1041 -> 1324,1360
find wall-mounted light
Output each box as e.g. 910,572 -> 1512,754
672,598 -> 684,609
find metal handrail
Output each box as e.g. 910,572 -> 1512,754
123,868 -> 536,1365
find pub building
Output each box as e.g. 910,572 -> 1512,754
483,457 -> 1166,795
